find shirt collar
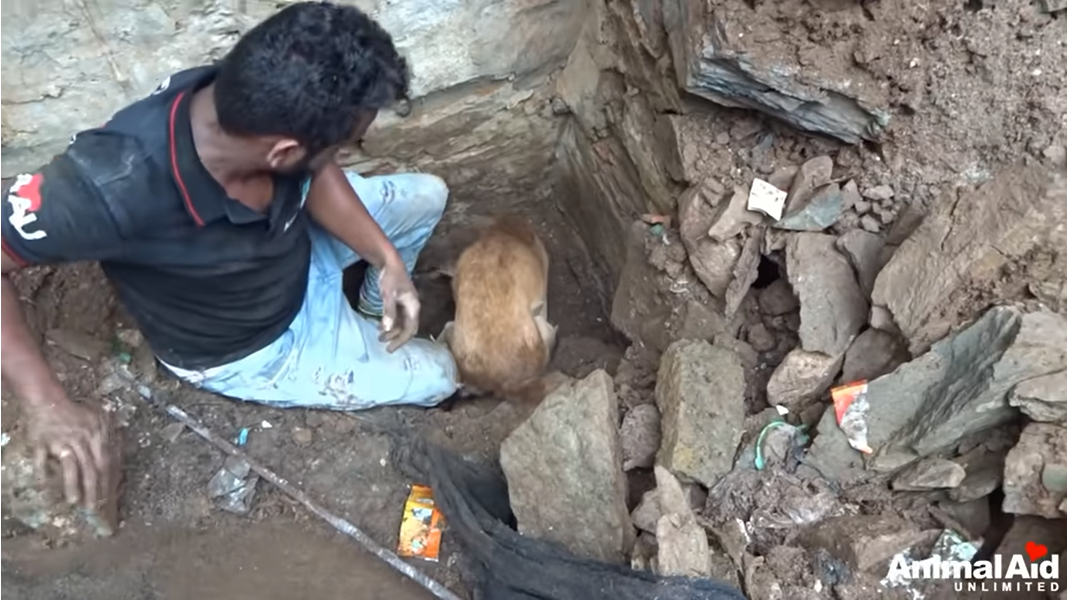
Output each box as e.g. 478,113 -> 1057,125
167,70 -> 308,230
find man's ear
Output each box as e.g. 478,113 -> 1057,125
266,139 -> 304,170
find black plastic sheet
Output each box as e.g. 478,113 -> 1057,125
391,435 -> 749,600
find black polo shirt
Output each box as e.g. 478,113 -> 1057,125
1,66 -> 313,370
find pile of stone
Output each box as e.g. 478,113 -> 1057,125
498,157 -> 1067,598
499,340 -> 749,584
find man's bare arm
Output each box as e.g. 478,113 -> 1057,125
304,162 -> 403,271
1,252 -> 66,412
1,249 -> 111,510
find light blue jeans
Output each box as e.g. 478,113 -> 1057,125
162,170 -> 460,410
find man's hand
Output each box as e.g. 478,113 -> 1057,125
378,257 -> 420,353
25,396 -> 114,510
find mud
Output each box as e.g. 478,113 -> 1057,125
0,197 -> 624,599
1,518 -> 433,599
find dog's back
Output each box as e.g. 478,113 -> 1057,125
448,216 -> 556,400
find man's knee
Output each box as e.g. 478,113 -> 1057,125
399,338 -> 459,407
409,174 -> 449,224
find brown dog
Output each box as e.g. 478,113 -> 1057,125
438,216 -> 565,405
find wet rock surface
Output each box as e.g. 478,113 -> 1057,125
500,369 -> 634,562
663,2 -> 888,143
873,163 -> 1068,355
766,349 -> 841,410
656,340 -> 746,488
1003,422 -> 1068,519
810,307 -> 1068,477
787,233 -> 868,358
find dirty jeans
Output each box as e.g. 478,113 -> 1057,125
161,170 -> 460,410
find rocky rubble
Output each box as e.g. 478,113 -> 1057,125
872,161 -> 1068,355
1003,422 -> 1068,519
809,306 -> 1067,478
786,233 -> 868,359
500,146 -> 1066,599
500,369 -> 633,563
655,340 -> 746,488
653,465 -> 712,578
662,0 -> 889,144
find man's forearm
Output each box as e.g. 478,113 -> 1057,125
304,163 -> 402,269
1,275 -> 68,410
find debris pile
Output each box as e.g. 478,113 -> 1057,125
498,153 -> 1067,599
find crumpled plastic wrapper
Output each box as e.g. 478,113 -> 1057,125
208,455 -> 259,514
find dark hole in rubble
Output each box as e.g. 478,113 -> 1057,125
964,0 -> 984,12
973,487 -> 1014,563
752,254 -> 782,289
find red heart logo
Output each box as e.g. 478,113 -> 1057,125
1026,541 -> 1048,562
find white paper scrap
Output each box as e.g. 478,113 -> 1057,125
748,178 -> 788,221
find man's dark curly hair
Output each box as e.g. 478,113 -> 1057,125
214,1 -> 410,155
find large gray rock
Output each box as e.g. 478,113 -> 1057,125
787,233 -> 869,358
839,328 -> 909,384
835,230 -> 886,299
679,185 -> 740,299
1009,372 -> 1067,423
500,369 -> 633,562
708,186 -> 762,243
654,465 -> 711,578
873,162 -> 1067,355
892,458 -> 967,491
766,349 -> 842,409
808,307 -> 1068,478
1003,422 -> 1068,519
661,0 -> 888,144
656,340 -> 746,488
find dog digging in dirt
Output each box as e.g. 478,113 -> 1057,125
436,216 -> 570,407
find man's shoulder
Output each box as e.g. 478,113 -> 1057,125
102,67 -> 212,137
32,127 -> 182,241
60,130 -> 163,204
66,65 -> 217,175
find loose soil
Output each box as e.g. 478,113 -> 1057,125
0,201 -> 623,600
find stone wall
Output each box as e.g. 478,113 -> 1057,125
550,0 -> 688,298
0,0 -> 587,216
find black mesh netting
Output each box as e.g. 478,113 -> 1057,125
390,434 -> 749,600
